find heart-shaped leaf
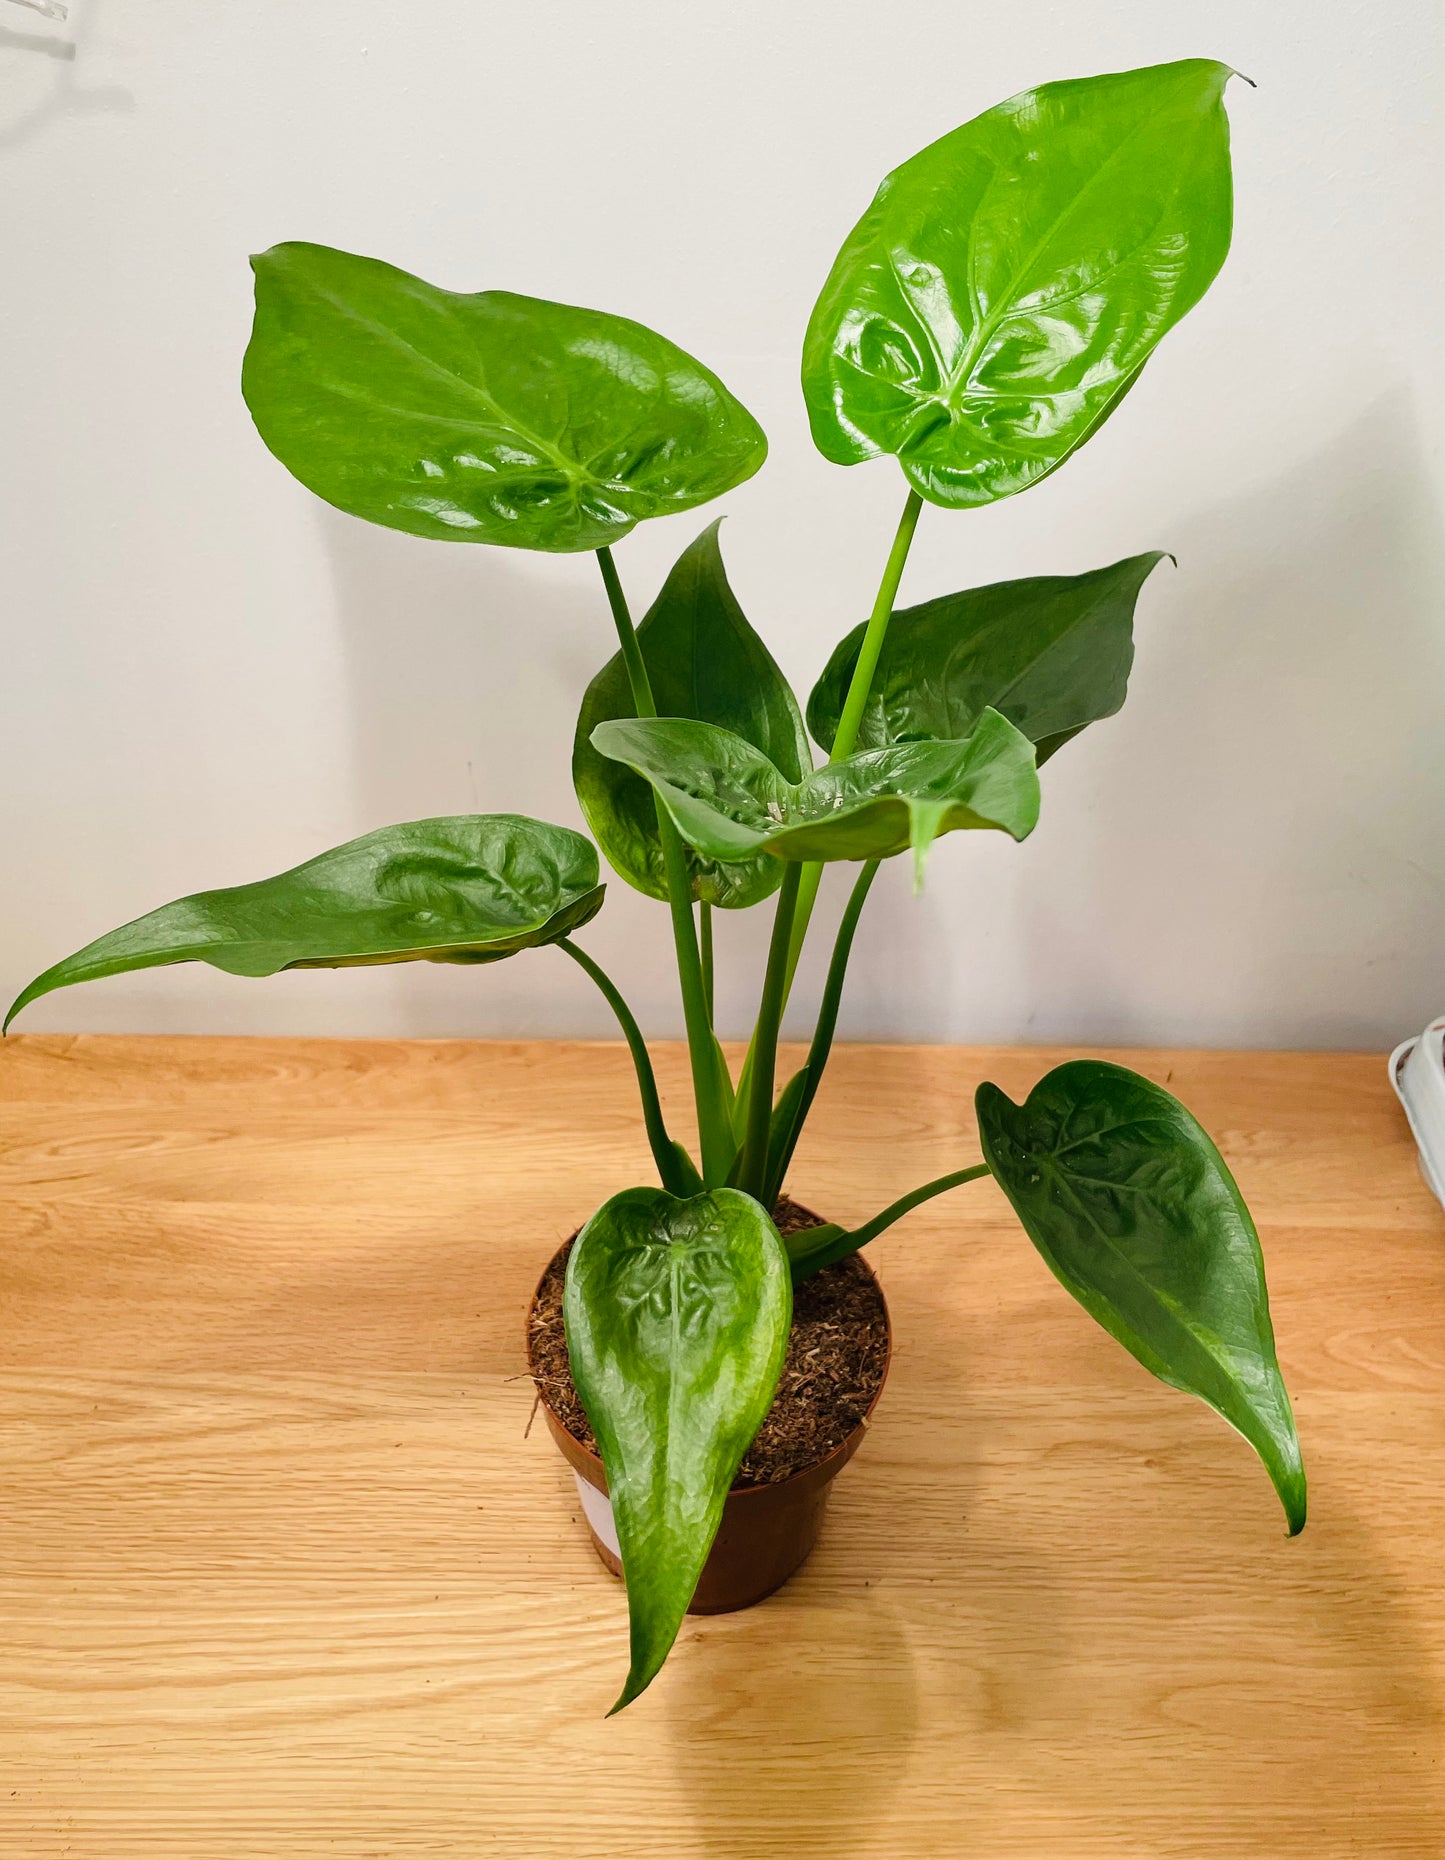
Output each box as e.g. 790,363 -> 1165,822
573,522 -> 811,908
6,815 -> 602,1029
564,1186 -> 791,1712
244,243 -> 767,553
808,552 -> 1169,760
977,1060 -> 1306,1533
803,60 -> 1236,506
591,709 -> 1038,881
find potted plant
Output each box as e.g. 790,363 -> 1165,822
7,57 -> 1306,1715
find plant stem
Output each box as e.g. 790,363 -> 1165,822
594,547 -> 734,1184
596,545 -> 654,709
781,486 -> 924,998
789,1163 -> 991,1281
738,862 -> 802,1197
699,902 -> 714,1024
731,485 -> 927,1148
557,939 -> 693,1195
762,858 -> 880,1205
833,488 -> 925,761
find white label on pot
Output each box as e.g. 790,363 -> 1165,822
573,1471 -> 620,1558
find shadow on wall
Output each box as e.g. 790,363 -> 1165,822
948,391 -> 1445,1054
0,0 -> 132,152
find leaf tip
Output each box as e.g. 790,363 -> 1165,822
607,1646 -> 666,1716
4,978 -> 42,1035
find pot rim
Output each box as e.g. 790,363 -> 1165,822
524,1218 -> 892,1503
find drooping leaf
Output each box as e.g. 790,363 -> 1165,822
564,1186 -> 791,1712
5,816 -> 602,1029
243,243 -> 767,553
573,522 -> 810,908
976,1060 -> 1306,1533
807,552 -> 1169,759
591,709 -> 1038,881
803,60 -> 1237,506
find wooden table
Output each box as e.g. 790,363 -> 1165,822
1,1035 -> 1442,1858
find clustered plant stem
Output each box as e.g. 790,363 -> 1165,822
587,489 -> 957,1247
738,860 -> 802,1196
595,543 -> 735,1184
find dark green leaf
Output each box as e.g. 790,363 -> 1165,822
5,816 -> 602,1029
976,1060 -> 1306,1533
564,1186 -> 791,1712
807,552 -> 1169,758
573,522 -> 810,908
803,60 -> 1236,506
243,243 -> 767,553
591,709 -> 1039,881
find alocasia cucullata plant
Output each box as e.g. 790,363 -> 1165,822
9,58 -> 1305,1713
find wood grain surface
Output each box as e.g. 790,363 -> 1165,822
1,1034 -> 1442,1858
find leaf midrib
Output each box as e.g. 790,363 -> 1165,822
1032,1152 -> 1269,1425
942,100 -> 1189,407
289,272 -> 580,478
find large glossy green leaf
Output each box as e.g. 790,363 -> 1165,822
807,552 -> 1169,760
243,243 -> 767,553
564,1186 -> 791,1712
976,1060 -> 1305,1533
573,522 -> 810,909
803,60 -> 1236,506
5,816 -> 602,1029
591,708 -> 1039,881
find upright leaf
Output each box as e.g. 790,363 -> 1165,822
565,1187 -> 791,1712
808,552 -> 1168,759
592,709 -> 1039,881
977,1061 -> 1306,1533
573,522 -> 810,908
6,816 -> 602,1028
244,243 -> 767,552
803,60 -> 1236,506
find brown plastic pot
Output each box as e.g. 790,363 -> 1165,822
527,1240 -> 891,1615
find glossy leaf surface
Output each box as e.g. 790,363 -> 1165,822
803,60 -> 1236,506
977,1060 -> 1306,1533
591,708 -> 1039,879
6,816 -> 602,1029
573,522 -> 810,908
244,243 -> 767,552
808,552 -> 1168,759
564,1187 -> 791,1712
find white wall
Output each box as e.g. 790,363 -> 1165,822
3,0 -> 1442,1050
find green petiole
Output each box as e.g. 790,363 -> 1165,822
787,1163 -> 993,1281
595,547 -> 736,1185
556,939 -> 700,1196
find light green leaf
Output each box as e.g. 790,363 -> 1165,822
244,243 -> 767,552
6,816 -> 602,1029
803,60 -> 1237,506
808,552 -> 1169,759
977,1060 -> 1306,1533
573,521 -> 810,908
591,709 -> 1038,882
564,1186 -> 791,1712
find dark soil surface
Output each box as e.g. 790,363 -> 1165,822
526,1196 -> 890,1488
